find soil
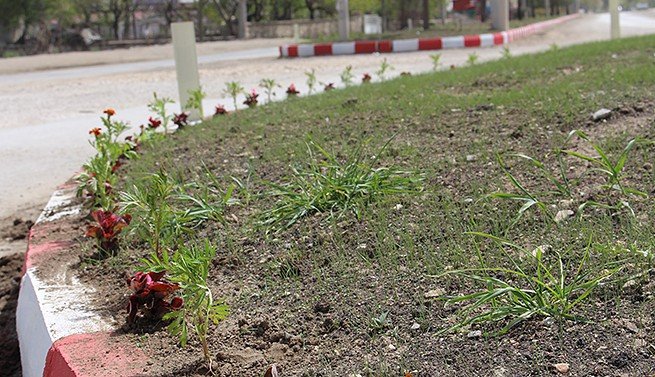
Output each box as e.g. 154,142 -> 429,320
0,252 -> 25,377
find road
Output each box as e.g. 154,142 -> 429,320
1,10 -> 654,256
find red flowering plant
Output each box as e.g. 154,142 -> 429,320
173,112 -> 189,129
85,209 -> 132,254
214,104 -> 228,116
243,89 -> 259,108
286,83 -> 300,97
77,109 -> 136,209
127,271 -> 183,323
362,73 -> 372,83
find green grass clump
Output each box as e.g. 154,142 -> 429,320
259,138 -> 423,231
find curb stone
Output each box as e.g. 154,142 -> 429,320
279,13 -> 581,58
17,180 -> 149,377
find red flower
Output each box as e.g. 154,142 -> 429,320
148,117 -> 162,129
85,210 -> 131,252
89,127 -> 102,137
214,104 -> 228,116
362,73 -> 372,83
173,112 -> 188,128
324,83 -> 335,91
286,84 -> 300,96
104,108 -> 116,117
127,271 -> 183,323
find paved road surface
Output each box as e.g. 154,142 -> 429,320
0,11 -> 654,249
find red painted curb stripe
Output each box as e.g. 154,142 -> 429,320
355,40 -> 376,54
418,38 -> 443,51
288,45 -> 299,57
314,43 -> 332,55
464,35 -> 481,47
493,33 -> 504,45
377,40 -> 392,53
44,332 -> 149,377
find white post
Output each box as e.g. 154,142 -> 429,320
609,0 -> 620,39
293,23 -> 300,42
491,0 -> 509,31
238,0 -> 248,39
336,0 -> 350,41
171,22 -> 202,120
407,18 -> 413,30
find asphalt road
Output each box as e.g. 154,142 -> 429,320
1,10 -> 654,227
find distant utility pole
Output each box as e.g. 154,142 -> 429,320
238,0 -> 248,39
609,0 -> 620,39
336,0 -> 350,41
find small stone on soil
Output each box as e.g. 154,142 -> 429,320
554,210 -> 574,223
467,330 -> 482,338
466,155 -> 477,162
411,322 -> 421,331
424,288 -> 446,299
591,108 -> 612,121
551,363 -> 570,374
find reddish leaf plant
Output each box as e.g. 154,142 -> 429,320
286,83 -> 300,97
127,271 -> 183,323
243,89 -> 259,108
324,82 -> 335,91
173,112 -> 189,128
362,73 -> 372,83
214,104 -> 228,116
148,117 -> 162,129
85,209 -> 131,252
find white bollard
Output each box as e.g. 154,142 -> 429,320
336,0 -> 350,41
609,0 -> 620,39
293,23 -> 300,42
491,0 -> 509,31
171,22 -> 202,120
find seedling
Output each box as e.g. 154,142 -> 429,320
172,112 -> 189,129
501,46 -> 511,59
362,73 -> 372,83
85,209 -> 131,254
223,81 -> 244,111
430,53 -> 441,71
185,87 -> 206,118
259,78 -> 280,103
340,65 -> 355,87
467,52 -> 479,66
147,93 -> 175,133
376,58 -> 394,81
243,89 -> 259,108
286,83 -> 300,97
305,68 -> 317,94
127,270 -> 182,322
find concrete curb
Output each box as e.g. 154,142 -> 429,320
279,13 -> 581,58
16,181 -> 148,377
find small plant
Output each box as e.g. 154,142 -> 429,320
185,87 -> 206,118
144,242 -> 229,370
223,81 -> 244,111
369,311 -> 392,334
259,138 -> 424,231
501,46 -> 511,59
549,43 -> 559,52
323,82 -> 335,91
362,73 -> 372,83
127,270 -> 183,323
286,83 -> 300,97
305,68 -> 317,94
148,117 -> 162,129
147,93 -> 175,133
340,65 -> 355,87
400,71 -> 412,77
243,89 -> 259,108
430,53 -> 441,71
214,104 -> 228,116
376,58 -> 394,81
85,209 -> 131,254
438,233 -> 622,335
172,112 -> 189,129
259,78 -> 280,103
467,52 -> 479,66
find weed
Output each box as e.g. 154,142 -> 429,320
467,52 -> 479,66
501,46 -> 511,59
259,138 -> 423,231
439,232 -> 623,335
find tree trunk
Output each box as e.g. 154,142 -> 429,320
197,0 -> 206,41
422,0 -> 430,29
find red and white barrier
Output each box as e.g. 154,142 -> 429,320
17,182 -> 149,377
279,13 -> 580,58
